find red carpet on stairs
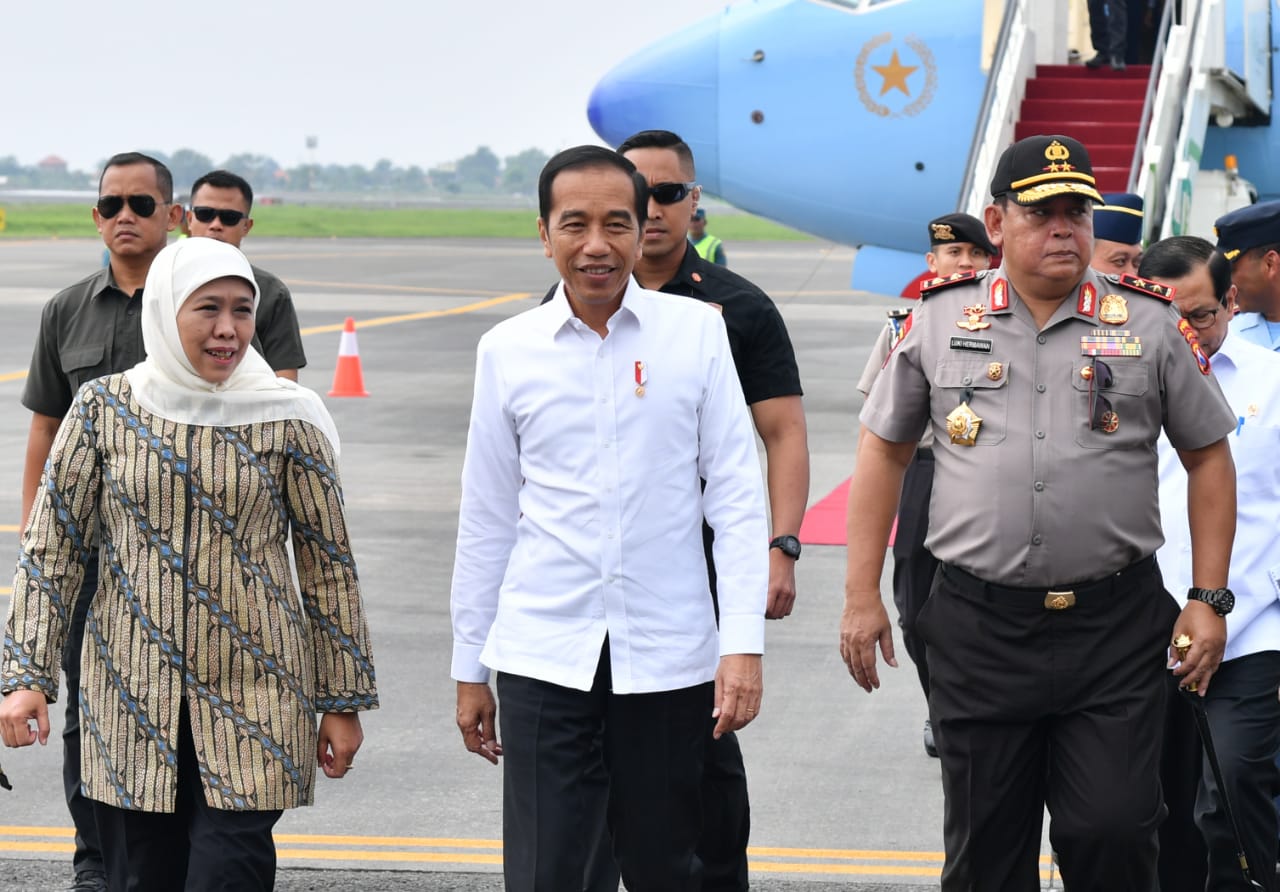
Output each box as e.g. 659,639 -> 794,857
1016,63 -> 1151,193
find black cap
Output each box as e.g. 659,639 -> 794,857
692,208 -> 706,220
990,135 -> 1104,205
1094,192 -> 1144,245
1214,200 -> 1280,261
928,213 -> 995,255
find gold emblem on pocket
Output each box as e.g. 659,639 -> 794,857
945,402 -> 982,446
987,362 -> 1003,381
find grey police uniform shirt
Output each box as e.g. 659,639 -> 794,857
859,265 -> 1236,587
857,318 -> 935,450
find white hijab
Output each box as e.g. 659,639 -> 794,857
125,238 -> 340,454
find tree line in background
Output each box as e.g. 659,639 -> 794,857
0,146 -> 551,197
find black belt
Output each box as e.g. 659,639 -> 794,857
940,555 -> 1157,611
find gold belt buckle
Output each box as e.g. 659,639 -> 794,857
1045,590 -> 1076,610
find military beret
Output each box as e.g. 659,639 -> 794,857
1214,200 -> 1280,261
927,212 -> 996,255
1094,193 -> 1143,245
990,134 -> 1104,205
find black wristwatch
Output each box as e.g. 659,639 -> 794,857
769,535 -> 801,560
1187,586 -> 1235,616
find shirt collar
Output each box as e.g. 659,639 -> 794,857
540,276 -> 647,338
664,243 -> 706,294
1233,311 -> 1264,331
88,265 -> 127,300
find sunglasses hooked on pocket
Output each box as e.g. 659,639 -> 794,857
1085,358 -> 1118,433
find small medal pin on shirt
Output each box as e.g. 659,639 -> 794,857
1099,294 -> 1129,325
634,360 -> 647,397
987,362 -> 1004,381
956,304 -> 992,332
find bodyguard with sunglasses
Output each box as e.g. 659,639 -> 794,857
186,169 -> 305,379
841,135 -> 1237,892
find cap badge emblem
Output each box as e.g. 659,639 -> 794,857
1043,139 -> 1074,172
930,223 -> 955,241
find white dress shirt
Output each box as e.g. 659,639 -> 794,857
1157,330 -> 1280,662
450,278 -> 768,694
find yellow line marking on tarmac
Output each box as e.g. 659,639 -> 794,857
0,525 -> 20,532
285,278 -> 507,297
0,292 -> 533,384
0,828 -> 1060,878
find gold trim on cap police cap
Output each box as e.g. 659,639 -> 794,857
1214,199 -> 1280,263
991,135 -> 1105,206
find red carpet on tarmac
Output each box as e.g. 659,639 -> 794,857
799,478 -> 895,548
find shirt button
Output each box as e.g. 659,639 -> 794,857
1034,482 -> 1045,492
1037,335 -> 1047,345
1036,431 -> 1045,439
961,376 -> 973,386
1032,534 -> 1043,545
1036,384 -> 1046,393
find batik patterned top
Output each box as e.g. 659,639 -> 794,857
2,373 -> 377,812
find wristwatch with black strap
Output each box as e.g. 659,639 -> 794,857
1187,586 -> 1234,616
769,535 -> 801,560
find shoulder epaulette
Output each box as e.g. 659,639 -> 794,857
919,269 -> 983,299
1116,273 -> 1174,302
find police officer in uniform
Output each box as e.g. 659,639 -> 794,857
1090,192 -> 1144,276
840,135 -> 1237,892
856,212 -> 994,758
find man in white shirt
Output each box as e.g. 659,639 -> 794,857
450,145 -> 769,892
1144,236 -> 1280,892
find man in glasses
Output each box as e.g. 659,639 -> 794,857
187,169 -> 306,380
1215,200 -> 1280,353
855,212 -> 995,761
841,134 -> 1237,892
609,128 -> 806,892
1090,192 -> 1144,277
1145,236 -> 1280,892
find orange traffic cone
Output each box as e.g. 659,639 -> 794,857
328,317 -> 370,397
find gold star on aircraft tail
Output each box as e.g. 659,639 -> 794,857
873,49 -> 918,96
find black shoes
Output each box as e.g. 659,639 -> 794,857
69,870 -> 108,892
923,719 -> 939,758
1083,52 -> 1126,71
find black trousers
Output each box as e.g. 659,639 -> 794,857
1156,672 -> 1207,892
62,551 -> 102,876
918,559 -> 1177,892
1195,650 -> 1280,891
92,700 -> 282,891
1088,0 -> 1129,57
890,448 -> 937,698
498,649 -> 712,892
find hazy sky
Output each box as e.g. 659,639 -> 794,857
7,0 -> 731,172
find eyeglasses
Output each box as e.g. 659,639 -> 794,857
648,182 -> 696,205
1181,306 -> 1221,330
96,194 -> 161,219
191,206 -> 247,226
1087,358 -> 1117,432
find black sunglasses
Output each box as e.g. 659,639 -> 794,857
191,206 -> 247,226
648,181 -> 696,205
96,194 -> 160,219
1088,358 -> 1117,432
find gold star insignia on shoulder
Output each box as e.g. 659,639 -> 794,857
920,269 -> 979,298
1117,273 -> 1174,302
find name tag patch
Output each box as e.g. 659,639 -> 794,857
1080,330 -> 1142,357
950,336 -> 993,353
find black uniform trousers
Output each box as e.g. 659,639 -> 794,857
1156,672 -> 1208,892
62,551 -> 103,877
1088,0 -> 1129,58
91,700 -> 282,891
890,447 -> 937,698
918,558 -> 1177,892
1194,650 -> 1280,891
497,646 -> 712,892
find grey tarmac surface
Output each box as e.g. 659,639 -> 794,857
0,236 -> 1062,889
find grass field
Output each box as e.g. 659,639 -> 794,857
0,202 -> 811,241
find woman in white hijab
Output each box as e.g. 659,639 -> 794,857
0,238 -> 378,891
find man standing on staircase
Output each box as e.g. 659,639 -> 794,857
1086,0 -> 1128,70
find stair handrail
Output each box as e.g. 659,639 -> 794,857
1127,0 -> 1178,192
957,0 -> 1031,216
